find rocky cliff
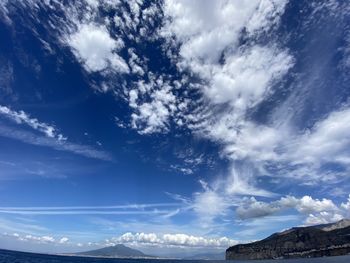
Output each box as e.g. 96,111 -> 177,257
226,219 -> 350,260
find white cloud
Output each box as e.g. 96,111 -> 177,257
304,212 -> 344,226
228,107 -> 350,184
158,0 -> 350,198
162,0 -> 293,93
0,106 -> 110,160
223,166 -> 275,197
188,168 -> 275,227
85,0 -> 99,8
292,107 -> 350,166
246,0 -> 288,34
235,195 -> 348,225
161,1 -> 294,128
163,0 -> 272,63
0,112 -> 111,161
128,48 -> 145,76
111,232 -> 238,248
110,1 -> 160,43
0,203 -> 181,216
3,0 -> 349,240
59,237 -> 69,244
193,186 -> 228,225
0,105 -> 66,141
159,0 -> 295,202
236,197 -> 282,220
3,232 -> 66,244
68,23 -> 129,73
205,46 -> 293,110
129,76 -> 180,134
341,195 -> 350,210
191,106 -> 350,190
0,217 -> 48,235
296,196 -> 338,214
162,0 -> 292,98
170,165 -> 193,175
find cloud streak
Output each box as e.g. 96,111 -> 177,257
2,232 -> 69,245
0,105 -> 111,161
0,203 -> 183,216
0,105 -> 65,140
0,125 -> 112,161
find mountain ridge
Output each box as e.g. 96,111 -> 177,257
76,244 -> 154,258
226,219 -> 350,260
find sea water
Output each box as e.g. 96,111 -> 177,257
0,249 -> 349,263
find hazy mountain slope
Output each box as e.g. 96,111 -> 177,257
77,244 -> 151,258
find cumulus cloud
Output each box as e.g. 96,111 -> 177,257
236,194 -> 349,225
128,75 -> 182,134
246,0 -> 288,34
304,212 -> 344,226
110,232 -> 238,248
162,0 -> 287,64
205,46 -> 293,110
296,196 -> 338,214
162,1 -> 293,112
68,23 -> 129,73
236,197 -> 283,220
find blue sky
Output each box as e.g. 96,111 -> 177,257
0,0 -> 350,256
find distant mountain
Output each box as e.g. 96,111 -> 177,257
183,251 -> 225,260
226,219 -> 350,260
77,244 -> 152,258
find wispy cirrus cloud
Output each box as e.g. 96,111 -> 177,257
0,203 -> 182,216
0,105 -> 111,161
0,105 -> 65,140
0,125 -> 111,161
0,217 -> 48,235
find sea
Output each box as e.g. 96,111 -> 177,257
0,249 -> 349,263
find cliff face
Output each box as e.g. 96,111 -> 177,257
226,219 -> 350,260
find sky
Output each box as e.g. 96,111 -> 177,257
0,0 -> 350,257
